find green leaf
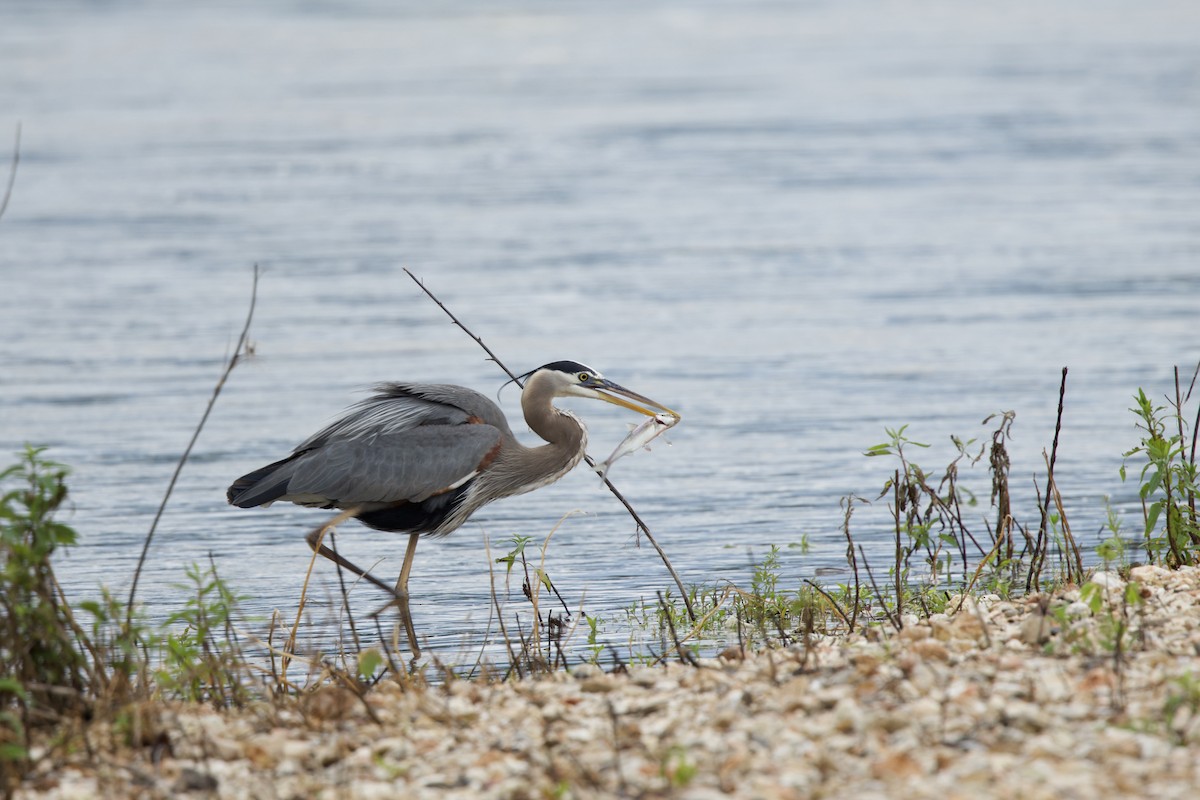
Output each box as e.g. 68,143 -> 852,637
0,743 -> 28,760
1145,501 -> 1163,536
1147,437 -> 1172,462
357,648 -> 383,679
1142,469 -> 1162,498
1080,582 -> 1103,614
0,677 -> 29,700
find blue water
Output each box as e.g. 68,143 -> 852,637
2,0 -> 1199,664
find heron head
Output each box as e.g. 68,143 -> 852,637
523,360 -> 678,418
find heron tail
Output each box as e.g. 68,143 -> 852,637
226,453 -> 303,507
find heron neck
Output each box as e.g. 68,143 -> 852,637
521,374 -> 586,450
477,377 -> 586,495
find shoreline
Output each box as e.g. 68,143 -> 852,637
18,565 -> 1200,799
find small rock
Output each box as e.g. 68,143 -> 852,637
173,768 -> 218,793
950,607 -> 986,641
1019,613 -> 1055,645
579,678 -> 616,694
928,614 -> 953,641
1064,600 -> 1092,619
910,639 -> 950,662
832,696 -> 864,733
1129,564 -> 1171,585
899,624 -> 931,642
1002,700 -> 1049,732
630,669 -> 658,687
304,685 -> 359,721
1033,668 -> 1072,702
1089,571 -> 1125,591
571,663 -> 603,680
871,748 -> 924,779
852,652 -> 882,677
1076,667 -> 1113,694
718,645 -> 745,661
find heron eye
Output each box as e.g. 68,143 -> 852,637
577,372 -> 591,382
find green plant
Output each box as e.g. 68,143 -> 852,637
1123,388 -> 1200,566
357,648 -> 384,681
0,446 -> 89,719
1096,496 -> 1129,570
735,545 -> 795,640
155,561 -> 249,709
750,545 -> 783,607
0,677 -> 30,788
660,745 -> 696,789
1164,672 -> 1200,744
865,424 -> 985,593
1043,578 -> 1144,682
1079,580 -> 1143,648
495,534 -> 534,578
584,614 -> 604,664
77,586 -> 150,689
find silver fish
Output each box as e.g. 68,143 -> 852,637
596,412 -> 678,479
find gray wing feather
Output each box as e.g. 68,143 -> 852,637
285,424 -> 502,505
296,383 -> 512,450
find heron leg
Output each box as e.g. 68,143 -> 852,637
395,532 -> 420,597
391,533 -> 421,657
304,519 -> 399,597
305,517 -> 423,659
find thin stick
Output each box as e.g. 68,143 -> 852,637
1190,393 -> 1200,532
0,122 -> 19,222
1044,451 -> 1084,581
403,268 -> 696,622
893,470 -> 903,624
841,496 -> 862,632
953,521 -> 1008,615
802,579 -> 851,629
657,590 -> 698,666
858,544 -> 901,631
647,586 -> 735,667
1175,365 -> 1200,545
126,265 -> 258,626
1027,367 -> 1068,593
403,267 -> 521,384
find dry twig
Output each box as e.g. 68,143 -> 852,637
0,122 -> 19,222
126,266 -> 258,627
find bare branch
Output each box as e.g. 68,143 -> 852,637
403,267 -> 521,384
126,266 -> 259,626
0,122 -> 21,222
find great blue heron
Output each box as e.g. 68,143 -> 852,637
227,360 -> 675,644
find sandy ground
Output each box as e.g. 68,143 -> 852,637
14,564 -> 1200,799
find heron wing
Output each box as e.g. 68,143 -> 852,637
295,382 -> 512,451
283,424 -> 502,506
228,382 -> 513,510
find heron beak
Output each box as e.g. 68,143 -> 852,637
591,379 -> 679,418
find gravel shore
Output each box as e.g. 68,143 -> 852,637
18,565 -> 1200,799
